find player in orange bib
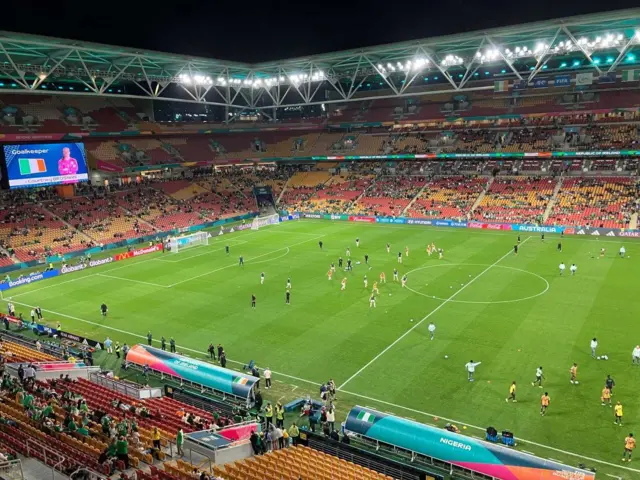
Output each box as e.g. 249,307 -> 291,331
372,282 -> 379,295
623,433 -> 636,462
405,246 -> 409,257
341,278 -> 347,290
570,363 -> 578,384
427,245 -> 432,256
327,269 -> 333,280
601,386 -> 612,406
540,392 -> 550,416
379,272 -> 386,284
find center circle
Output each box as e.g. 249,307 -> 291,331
404,263 -> 550,305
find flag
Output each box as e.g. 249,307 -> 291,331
233,377 -> 249,385
575,73 -> 593,86
622,70 -> 640,82
357,411 -> 375,423
494,80 -> 509,92
18,158 -> 47,175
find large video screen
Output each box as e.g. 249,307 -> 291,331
3,142 -> 89,189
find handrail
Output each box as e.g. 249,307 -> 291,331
24,437 -> 66,480
69,466 -> 109,480
0,459 -> 24,480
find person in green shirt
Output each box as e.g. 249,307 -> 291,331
176,428 -> 184,457
22,393 -> 34,409
42,404 -> 53,419
77,425 -> 89,436
115,436 -> 129,469
67,419 -> 77,433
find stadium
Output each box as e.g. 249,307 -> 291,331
0,7 -> 638,480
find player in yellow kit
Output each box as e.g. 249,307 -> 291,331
427,245 -> 432,256
623,434 -> 636,462
379,272 -> 386,284
615,401 -> 624,426
601,386 -> 612,406
372,282 -> 379,295
540,393 -> 550,416
341,278 -> 347,291
327,269 -> 333,280
506,381 -> 517,403
570,363 -> 578,384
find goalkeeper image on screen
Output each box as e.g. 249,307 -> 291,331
58,147 -> 79,175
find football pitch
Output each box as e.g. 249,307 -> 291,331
4,219 -> 640,477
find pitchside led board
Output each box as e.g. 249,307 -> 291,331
2,142 -> 89,190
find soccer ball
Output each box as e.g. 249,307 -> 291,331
597,356 -> 601,360
410,319 -> 414,322
444,355 -> 449,359
603,355 -> 609,360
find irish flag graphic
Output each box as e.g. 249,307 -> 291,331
233,377 -> 249,385
357,411 -> 375,423
18,158 -> 47,175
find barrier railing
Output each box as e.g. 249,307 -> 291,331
89,372 -> 162,400
0,459 -> 24,480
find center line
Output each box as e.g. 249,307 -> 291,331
337,236 -> 531,391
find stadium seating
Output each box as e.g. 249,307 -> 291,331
546,177 -> 637,228
0,340 -> 57,363
215,445 -> 394,480
407,176 -> 487,219
472,176 -> 556,224
353,176 -> 427,216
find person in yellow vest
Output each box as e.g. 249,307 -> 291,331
275,402 -> 285,429
282,428 -> 289,447
264,402 -> 273,429
289,423 -> 300,446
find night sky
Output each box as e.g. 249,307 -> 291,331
2,1 -> 638,63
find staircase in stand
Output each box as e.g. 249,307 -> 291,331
276,177 -> 291,205
469,176 -> 494,214
629,212 -> 638,230
542,177 -> 564,224
401,180 -> 430,216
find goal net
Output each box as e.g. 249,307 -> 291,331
251,213 -> 280,230
169,231 -> 209,253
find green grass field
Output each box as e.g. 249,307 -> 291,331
4,219 -> 640,478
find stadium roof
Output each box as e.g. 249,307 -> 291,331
0,8 -> 639,111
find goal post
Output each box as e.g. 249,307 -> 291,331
251,213 -> 280,230
169,231 -> 209,253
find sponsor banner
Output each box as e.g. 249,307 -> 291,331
599,73 -> 617,84
326,214 -> 348,221
0,133 -> 73,143
89,257 -> 114,267
406,219 -> 432,226
450,221 -> 468,228
302,213 -> 322,219
114,244 -> 162,262
279,214 -> 300,222
533,78 -> 548,89
0,270 -> 60,291
576,72 -> 593,86
513,225 -> 564,233
348,216 -> 376,223
468,222 -> 513,231
96,160 -> 124,173
376,217 -> 406,224
58,330 -> 103,350
554,75 -> 571,87
511,79 -> 527,91
618,231 -> 640,238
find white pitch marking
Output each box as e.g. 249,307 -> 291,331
337,237 -> 531,391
